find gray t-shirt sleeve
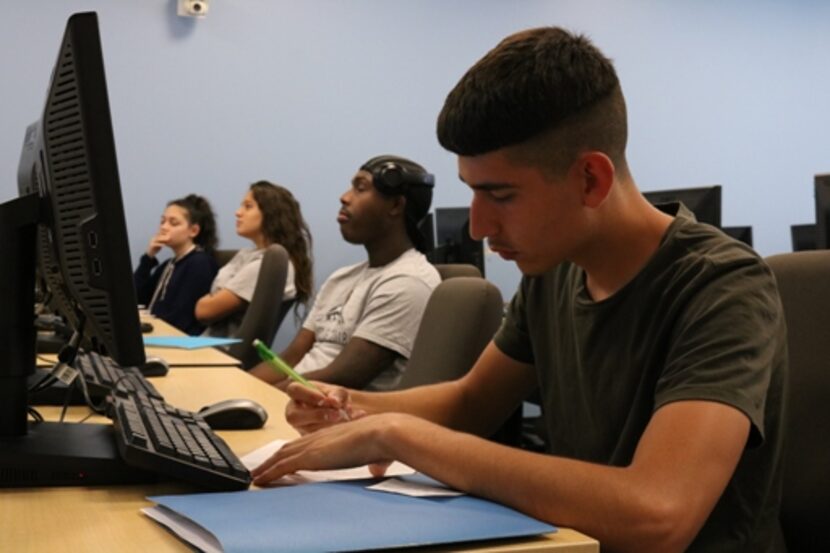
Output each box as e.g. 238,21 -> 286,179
221,257 -> 261,302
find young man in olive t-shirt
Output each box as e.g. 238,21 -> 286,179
250,27 -> 787,553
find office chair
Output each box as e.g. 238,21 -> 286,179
397,276 -> 502,389
225,244 -> 294,370
432,263 -> 482,280
213,249 -> 237,268
765,250 -> 830,553
397,275 -> 525,446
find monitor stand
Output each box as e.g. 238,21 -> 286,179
0,422 -> 156,487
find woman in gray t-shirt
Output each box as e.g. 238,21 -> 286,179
196,181 -> 313,337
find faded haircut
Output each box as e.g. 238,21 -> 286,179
437,27 -> 628,177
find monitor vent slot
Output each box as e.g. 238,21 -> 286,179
43,36 -> 112,334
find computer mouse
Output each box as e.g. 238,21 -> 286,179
140,321 -> 154,333
140,356 -> 170,377
198,398 -> 268,430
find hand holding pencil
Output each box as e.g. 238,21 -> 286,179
253,339 -> 353,428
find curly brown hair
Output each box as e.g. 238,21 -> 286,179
249,181 -> 313,311
169,194 -> 218,253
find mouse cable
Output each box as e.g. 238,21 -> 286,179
27,406 -> 44,423
73,368 -> 109,417
28,323 -> 85,398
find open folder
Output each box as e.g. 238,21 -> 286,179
146,480 -> 557,553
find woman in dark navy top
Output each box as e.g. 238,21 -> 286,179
134,194 -> 219,335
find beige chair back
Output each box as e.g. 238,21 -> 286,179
225,244 -> 292,370
433,263 -> 482,280
396,276 -> 503,389
765,250 -> 830,553
213,249 -> 237,268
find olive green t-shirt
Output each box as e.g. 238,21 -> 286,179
494,204 -> 788,552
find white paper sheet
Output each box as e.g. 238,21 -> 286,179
367,477 -> 464,497
241,439 -> 415,485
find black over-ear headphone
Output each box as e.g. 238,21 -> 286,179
361,156 -> 435,195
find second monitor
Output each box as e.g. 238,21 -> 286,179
642,185 -> 722,228
814,174 -> 830,249
421,208 -> 485,277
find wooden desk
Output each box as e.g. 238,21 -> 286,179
2,369 -> 598,553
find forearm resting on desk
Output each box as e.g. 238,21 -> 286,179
195,289 -> 244,324
276,343 -> 745,551
249,329 -> 314,384
255,335 -> 400,390
270,401 -> 743,553
284,342 -> 534,436
299,337 -> 398,389
400,404 -> 747,553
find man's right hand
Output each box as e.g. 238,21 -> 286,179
284,381 -> 364,435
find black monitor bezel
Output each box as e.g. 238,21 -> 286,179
790,223 -> 817,252
642,185 -> 722,228
721,225 -> 753,248
428,207 -> 485,276
813,174 -> 830,249
1,10 -> 144,469
18,11 -> 144,367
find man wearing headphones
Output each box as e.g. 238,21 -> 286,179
250,155 -> 441,391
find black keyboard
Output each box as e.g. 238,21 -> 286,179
29,350 -> 162,405
110,391 -> 251,491
76,350 -> 163,399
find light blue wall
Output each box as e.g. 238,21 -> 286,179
2,1 -> 829,348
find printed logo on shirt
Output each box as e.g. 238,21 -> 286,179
324,306 -> 345,325
317,305 -> 349,345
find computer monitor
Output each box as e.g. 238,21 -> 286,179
418,211 -> 435,255
791,224 -> 817,252
814,174 -> 830,249
642,185 -> 722,227
722,226 -> 753,248
425,207 -> 485,276
0,12 -> 148,486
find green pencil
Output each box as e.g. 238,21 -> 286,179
252,339 -> 350,421
253,339 -> 315,388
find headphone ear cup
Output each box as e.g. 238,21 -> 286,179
378,162 -> 405,192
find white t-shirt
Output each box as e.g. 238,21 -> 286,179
295,248 -> 440,391
205,247 -> 296,337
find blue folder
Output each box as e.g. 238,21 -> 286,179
149,480 -> 556,552
143,336 -> 241,349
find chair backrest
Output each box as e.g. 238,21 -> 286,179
765,250 -> 830,553
226,244 -> 292,370
396,276 -> 503,389
433,263 -> 481,280
213,249 -> 237,268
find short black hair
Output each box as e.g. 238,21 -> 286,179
360,155 -> 434,253
437,27 -> 627,175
